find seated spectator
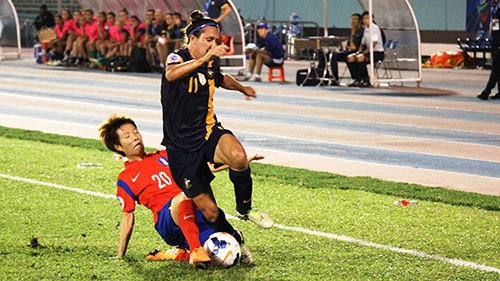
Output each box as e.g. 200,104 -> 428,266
104,19 -> 130,60
149,10 -> 168,68
125,15 -> 146,56
329,13 -> 363,83
61,10 -> 81,63
162,13 -> 178,56
243,22 -> 284,82
144,9 -> 158,66
68,11 -> 88,66
346,11 -> 385,87
47,14 -> 65,63
94,11 -> 108,56
119,8 -> 132,34
97,12 -> 115,61
171,12 -> 187,49
32,4 -> 55,32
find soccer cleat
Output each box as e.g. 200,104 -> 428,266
237,209 -> 274,229
146,248 -> 190,261
234,229 -> 254,265
240,244 -> 254,265
189,246 -> 211,267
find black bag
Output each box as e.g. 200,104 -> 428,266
106,56 -> 129,72
296,68 -> 320,86
129,46 -> 151,73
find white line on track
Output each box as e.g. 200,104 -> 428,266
1,173 -> 499,275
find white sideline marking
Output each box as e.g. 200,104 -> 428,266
1,173 -> 499,275
0,174 -> 115,200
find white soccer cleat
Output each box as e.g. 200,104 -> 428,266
237,209 -> 274,229
234,229 -> 254,265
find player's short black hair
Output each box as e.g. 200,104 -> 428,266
98,114 -> 137,156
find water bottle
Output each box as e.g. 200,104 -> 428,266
394,199 -> 419,206
77,162 -> 103,169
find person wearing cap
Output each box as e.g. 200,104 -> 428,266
33,4 -> 55,31
244,22 -> 284,82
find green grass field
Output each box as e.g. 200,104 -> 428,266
1,126 -> 500,280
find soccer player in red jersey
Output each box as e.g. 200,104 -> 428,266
98,114 -> 253,266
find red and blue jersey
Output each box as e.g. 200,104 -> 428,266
116,150 -> 183,224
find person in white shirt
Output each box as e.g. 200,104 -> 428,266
346,11 -> 385,87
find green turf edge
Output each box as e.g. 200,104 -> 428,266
2,125 -> 499,212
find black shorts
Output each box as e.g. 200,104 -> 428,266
167,124 -> 234,198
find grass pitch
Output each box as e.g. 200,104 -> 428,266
0,126 -> 499,280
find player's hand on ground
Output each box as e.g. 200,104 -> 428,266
248,154 -> 265,162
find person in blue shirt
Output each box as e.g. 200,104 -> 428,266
204,0 -> 232,23
244,22 -> 285,82
288,13 -> 302,36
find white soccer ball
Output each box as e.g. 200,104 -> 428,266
203,232 -> 241,268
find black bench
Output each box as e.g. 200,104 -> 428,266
457,37 -> 491,68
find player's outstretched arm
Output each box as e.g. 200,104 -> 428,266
165,41 -> 229,82
221,74 -> 256,100
117,211 -> 135,258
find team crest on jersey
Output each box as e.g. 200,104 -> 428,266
167,53 -> 182,65
198,72 -> 207,86
207,69 -> 214,79
184,178 -> 192,189
157,157 -> 169,166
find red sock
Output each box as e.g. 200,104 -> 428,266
177,200 -> 201,251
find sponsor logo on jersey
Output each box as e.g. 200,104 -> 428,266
157,157 -> 169,166
167,53 -> 182,65
132,171 -> 141,182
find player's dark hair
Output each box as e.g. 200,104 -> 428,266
62,9 -> 73,19
351,13 -> 361,21
130,15 -> 140,22
98,114 -> 137,156
185,10 -> 219,41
